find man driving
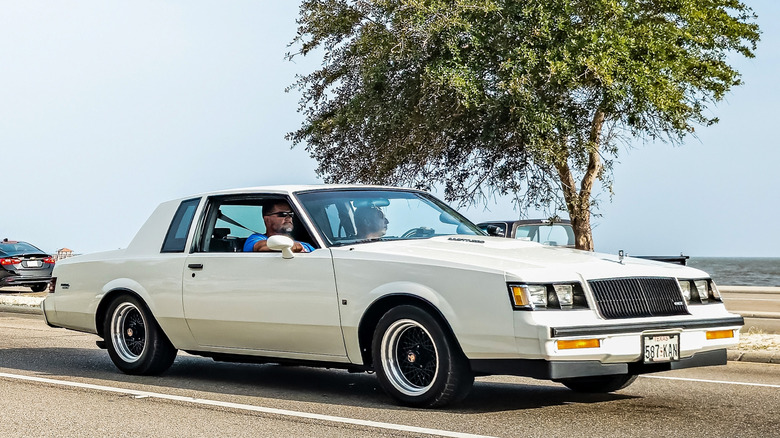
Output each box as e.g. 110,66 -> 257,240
243,200 -> 315,253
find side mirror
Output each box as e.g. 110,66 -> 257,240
266,235 -> 295,259
486,225 -> 504,237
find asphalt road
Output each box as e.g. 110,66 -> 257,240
1,311 -> 778,437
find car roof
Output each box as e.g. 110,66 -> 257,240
478,219 -> 572,226
181,184 -> 419,201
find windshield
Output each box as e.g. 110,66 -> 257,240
296,189 -> 483,246
0,241 -> 46,256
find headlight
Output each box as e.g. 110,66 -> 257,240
678,280 -> 692,301
709,281 -> 722,300
677,279 -> 722,304
694,280 -> 708,303
508,283 -> 587,310
553,284 -> 574,306
528,285 -> 548,307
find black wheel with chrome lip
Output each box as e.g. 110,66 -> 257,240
372,305 -> 473,408
103,294 -> 177,375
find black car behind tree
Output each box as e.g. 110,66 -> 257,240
0,239 -> 55,292
478,219 -> 689,265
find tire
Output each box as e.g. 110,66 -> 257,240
558,374 -> 637,393
103,294 -> 177,375
371,305 -> 473,408
30,284 -> 47,293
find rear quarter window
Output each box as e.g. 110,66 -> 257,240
0,242 -> 44,256
161,198 -> 200,253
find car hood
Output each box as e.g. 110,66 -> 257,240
336,236 -> 707,283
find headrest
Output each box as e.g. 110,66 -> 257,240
213,228 -> 230,239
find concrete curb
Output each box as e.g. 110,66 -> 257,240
719,286 -> 780,294
0,295 -> 44,308
0,304 -> 41,315
740,312 -> 780,319
727,350 -> 779,364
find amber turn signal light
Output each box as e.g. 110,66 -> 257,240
509,285 -> 529,307
557,339 -> 600,350
706,330 -> 735,340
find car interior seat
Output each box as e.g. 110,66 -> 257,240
209,227 -> 237,252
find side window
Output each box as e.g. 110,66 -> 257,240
161,198 -> 200,253
539,225 -> 575,246
197,196 -> 318,253
535,226 -> 560,245
515,225 -> 535,241
215,205 -> 265,238
200,201 -> 265,253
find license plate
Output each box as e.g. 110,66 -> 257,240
26,260 -> 42,268
643,333 -> 680,363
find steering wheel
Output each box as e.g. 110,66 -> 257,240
401,227 -> 435,238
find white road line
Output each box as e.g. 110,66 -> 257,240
641,375 -> 780,388
0,372 -> 495,438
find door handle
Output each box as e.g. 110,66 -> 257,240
188,263 -> 203,269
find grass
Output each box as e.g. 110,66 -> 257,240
736,327 -> 780,352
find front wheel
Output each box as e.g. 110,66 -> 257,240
558,374 -> 637,393
372,305 -> 473,408
103,294 -> 177,375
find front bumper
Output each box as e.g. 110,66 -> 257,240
471,348 -> 727,380
548,316 -> 745,337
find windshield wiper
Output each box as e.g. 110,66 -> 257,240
330,237 -> 393,247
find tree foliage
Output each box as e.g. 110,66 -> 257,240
287,0 -> 759,249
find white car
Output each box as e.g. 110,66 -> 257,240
42,185 -> 743,407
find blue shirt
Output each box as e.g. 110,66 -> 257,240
243,234 -> 315,253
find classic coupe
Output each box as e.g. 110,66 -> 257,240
42,186 -> 743,407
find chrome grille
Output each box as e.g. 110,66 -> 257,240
588,277 -> 689,319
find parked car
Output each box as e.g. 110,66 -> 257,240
0,239 -> 55,292
478,219 -> 690,265
43,186 -> 742,407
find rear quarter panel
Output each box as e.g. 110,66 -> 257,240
44,197 -> 203,348
45,252 -> 194,347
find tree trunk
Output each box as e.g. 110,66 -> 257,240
570,212 -> 594,251
553,109 -> 605,251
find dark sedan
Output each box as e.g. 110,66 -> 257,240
0,239 -> 54,292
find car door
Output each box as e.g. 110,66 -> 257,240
181,196 -> 346,361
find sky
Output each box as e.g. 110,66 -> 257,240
1,1 -> 777,257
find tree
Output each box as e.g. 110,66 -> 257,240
287,0 -> 759,250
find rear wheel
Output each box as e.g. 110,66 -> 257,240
30,284 -> 47,293
372,305 -> 473,408
558,374 -> 637,393
103,294 -> 177,375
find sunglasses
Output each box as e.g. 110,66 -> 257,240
265,211 -> 295,218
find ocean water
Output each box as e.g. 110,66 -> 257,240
687,257 -> 780,287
